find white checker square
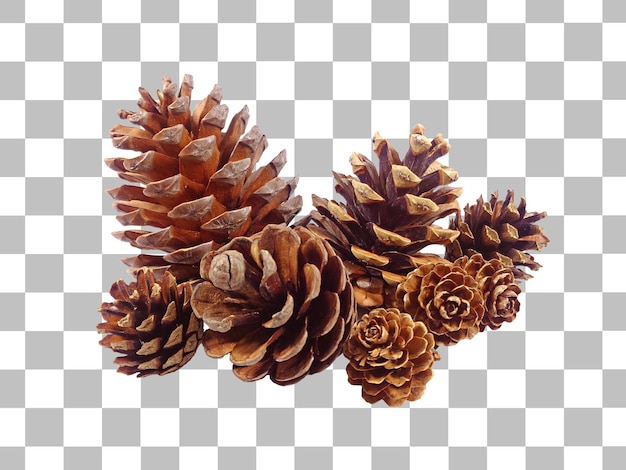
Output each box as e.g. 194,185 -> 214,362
409,62 -> 449,100
103,448 -> 141,470
332,138 -> 371,175
256,61 -> 295,100
24,63 -> 64,101
526,331 -> 564,369
371,23 -> 411,62
409,447 -> 449,470
102,62 -> 143,100
24,216 -> 64,254
0,255 -> 25,294
487,370 -> 526,408
102,216 -> 141,255
333,0 -> 372,23
296,177 -> 334,216
602,177 -> 626,215
603,24 -> 626,61
64,177 -> 102,215
217,24 -> 257,61
294,408 -> 334,446
563,138 -> 603,177
564,0 -> 603,22
333,62 -> 372,100
294,24 -> 333,62
261,138 -> 295,176
371,408 -> 410,446
370,100 -> 410,139
410,370 -> 449,408
295,100 -> 333,138
63,24 -> 103,62
563,447 -> 603,470
257,447 -> 294,470
0,24 -> 25,61
179,370 -> 218,408
332,369 -> 371,409
101,370 -> 142,408
447,331 -> 487,370
140,24 -> 180,62
63,331 -> 102,369
602,100 -> 626,138
525,176 -> 564,216
102,0 -> 141,23
448,24 -> 488,62
603,331 -> 626,368
255,376 -> 295,408
603,254 -> 626,293
448,408 -> 488,446
25,446 -> 63,470
452,177 -> 488,210
25,0 -> 63,23
0,331 -> 25,369
0,101 -> 25,138
525,100 -> 565,138
179,0 -> 218,23
0,409 -> 25,446
564,370 -> 602,408
140,408 -> 180,446
178,64 -> 219,93
603,408 -> 626,446
256,0 -> 295,23
488,447 -> 525,470
180,448 -> 217,470
25,292 -> 64,331
64,408 -> 102,446
410,1 -> 448,22
563,293 -> 603,331
523,254 -> 564,293
64,255 -> 102,293
564,62 -> 603,100
563,216 -> 603,254
487,138 -> 526,177
217,408 -> 256,446
24,370 -> 64,408
525,24 -> 565,62
487,62 -> 526,100
525,408 -> 564,446
449,100 -> 488,138
487,0 -> 525,23
334,447 -> 372,470
25,139 -> 64,177
64,100 -> 102,139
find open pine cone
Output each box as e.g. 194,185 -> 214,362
190,224 -> 356,385
97,268 -> 202,377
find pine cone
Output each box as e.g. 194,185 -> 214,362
343,307 -> 435,406
190,224 -> 356,385
397,257 -> 484,346
97,268 -> 202,377
301,124 -> 461,311
446,190 -> 549,279
106,74 -> 302,280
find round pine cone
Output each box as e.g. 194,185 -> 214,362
397,258 -> 485,346
343,307 -> 435,406
97,268 -> 202,377
190,224 -> 356,385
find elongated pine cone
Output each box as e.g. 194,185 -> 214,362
301,125 -> 461,311
446,190 -> 549,279
344,307 -> 435,406
106,74 -> 302,280
397,258 -> 484,346
97,268 -> 202,377
190,224 -> 356,385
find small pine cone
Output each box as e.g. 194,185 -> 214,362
190,225 -> 356,385
97,268 -> 202,377
343,307 -> 435,406
397,258 -> 484,346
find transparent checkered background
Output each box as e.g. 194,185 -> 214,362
1,0 -> 625,469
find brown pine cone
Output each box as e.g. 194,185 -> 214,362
397,257 -> 484,346
190,224 -> 356,385
97,268 -> 202,377
343,307 -> 435,406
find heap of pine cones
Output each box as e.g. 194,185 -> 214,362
98,75 -> 549,406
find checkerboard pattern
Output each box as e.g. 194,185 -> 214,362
1,0 -> 625,468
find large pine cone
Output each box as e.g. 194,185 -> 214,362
97,268 -> 202,377
397,258 -> 484,346
445,190 -> 549,279
343,307 -> 435,406
190,224 -> 356,385
107,74 -> 302,280
301,125 -> 461,310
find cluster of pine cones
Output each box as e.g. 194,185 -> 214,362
98,75 -> 549,406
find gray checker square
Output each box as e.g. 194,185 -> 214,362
218,62 -> 256,99
334,409 -> 371,446
103,409 -> 140,446
603,139 -> 626,176
604,293 -> 626,330
0,293 -> 25,331
25,254 -> 64,293
102,254 -> 137,293
603,216 -> 626,253
525,293 -> 564,331
257,24 -> 295,61
527,448 -> 564,470
295,62 -> 332,100
0,0 -> 24,21
564,331 -> 602,369
334,24 -> 372,61
141,373 -> 180,407
0,449 -> 24,470
26,409 -> 63,446
449,448 -> 487,470
526,370 -> 564,408
218,369 -> 256,407
217,0 -> 256,23
141,0 -> 179,22
64,139 -> 103,177
25,331 -> 63,369
603,370 -> 626,407
449,63 -> 487,100
564,101 -> 602,138
526,62 -> 564,100
295,0 -> 332,22
537,214 -> 563,254
334,101 -> 372,138
487,409 -> 525,446
0,370 -> 25,407
218,448 -> 256,470
64,63 -> 103,100
449,370 -> 487,408
372,62 -> 410,99
433,343 -> 448,369
410,24 -> 448,61
295,448 -> 332,470
564,408 -> 602,445
565,24 -> 602,61
180,409 -> 217,446
487,332 -> 525,369
64,0 -> 102,22
564,254 -> 602,292
0,62 -> 24,99
257,409 -> 295,445
488,24 -> 525,62
525,139 -> 564,177
64,216 -> 102,254
141,448 -> 179,470
410,101 -> 448,137
410,408 -> 448,446
65,370 -> 102,408
487,178 -> 526,203
0,139 -> 25,176
65,448 -> 102,470
179,24 -> 217,61
449,0 -> 487,22
25,24 -> 63,61
25,101 -> 64,138
1,216 -> 25,253
256,100 -> 294,138
141,63 -> 181,96
372,448 -> 409,470
372,0 -> 409,22
564,177 -> 602,215
603,62 -> 626,99
65,293 -> 105,331
526,0 -> 563,22
487,101 -> 525,138
102,24 -> 141,61
604,0 -> 626,22
294,369 -> 333,407
604,447 -> 626,470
